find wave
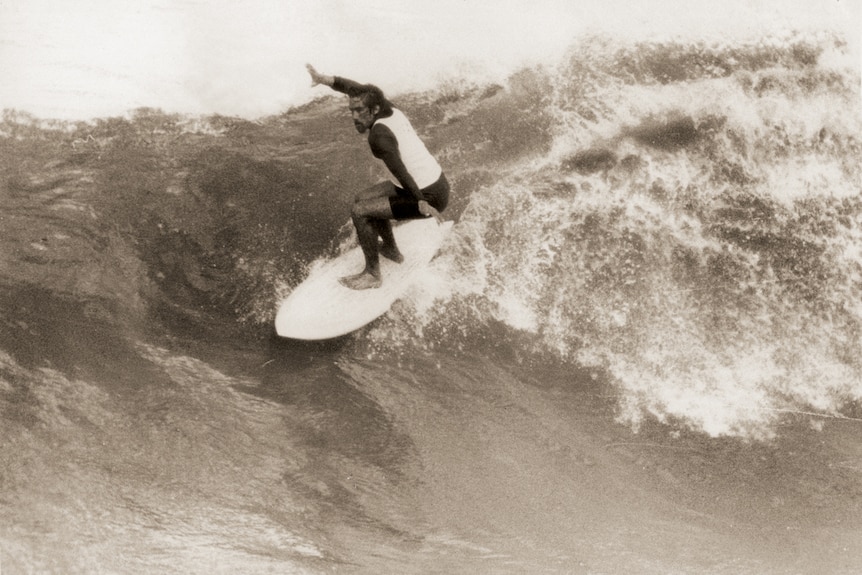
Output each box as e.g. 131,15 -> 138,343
441,32 -> 861,438
367,31 -> 862,438
2,31 -> 859,439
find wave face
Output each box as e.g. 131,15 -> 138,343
2,30 -> 862,574
3,32 -> 859,438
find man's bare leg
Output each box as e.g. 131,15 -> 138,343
372,220 -> 404,263
339,213 -> 382,289
339,186 -> 396,290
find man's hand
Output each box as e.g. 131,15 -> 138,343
306,64 -> 332,87
418,200 -> 443,224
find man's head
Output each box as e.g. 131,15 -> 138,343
349,96 -> 377,134
347,85 -> 392,133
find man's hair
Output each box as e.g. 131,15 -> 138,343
349,84 -> 394,117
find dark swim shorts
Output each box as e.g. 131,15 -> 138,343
389,173 -> 450,220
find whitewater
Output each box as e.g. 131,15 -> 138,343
2,30 -> 862,573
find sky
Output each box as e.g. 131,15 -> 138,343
0,0 -> 859,120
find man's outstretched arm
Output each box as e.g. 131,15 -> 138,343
307,64 -> 373,97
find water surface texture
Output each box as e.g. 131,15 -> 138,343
1,32 -> 861,574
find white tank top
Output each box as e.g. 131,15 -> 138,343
374,109 -> 442,189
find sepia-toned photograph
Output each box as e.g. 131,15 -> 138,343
1,1 -> 860,573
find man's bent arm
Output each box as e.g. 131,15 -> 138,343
370,125 -> 423,201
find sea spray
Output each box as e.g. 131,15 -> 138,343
419,33 -> 862,438
361,32 -> 862,438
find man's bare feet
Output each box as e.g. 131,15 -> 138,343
379,243 -> 404,263
339,271 -> 382,290
339,270 -> 366,283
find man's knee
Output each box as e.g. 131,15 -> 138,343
351,195 -> 394,220
351,201 -> 380,220
355,181 -> 393,202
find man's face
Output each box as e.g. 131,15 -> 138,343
349,97 -> 376,133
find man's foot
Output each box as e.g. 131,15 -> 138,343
338,271 -> 382,290
339,270 -> 366,283
379,243 -> 404,263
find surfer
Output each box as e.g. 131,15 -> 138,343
307,64 -> 450,290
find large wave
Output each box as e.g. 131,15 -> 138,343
367,31 -> 862,438
2,31 -> 859,440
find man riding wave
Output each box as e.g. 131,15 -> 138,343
307,64 -> 450,290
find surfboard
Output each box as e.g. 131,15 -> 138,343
275,218 -> 453,340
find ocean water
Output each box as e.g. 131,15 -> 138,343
2,32 -> 862,573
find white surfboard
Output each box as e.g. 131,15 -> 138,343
275,218 -> 453,340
